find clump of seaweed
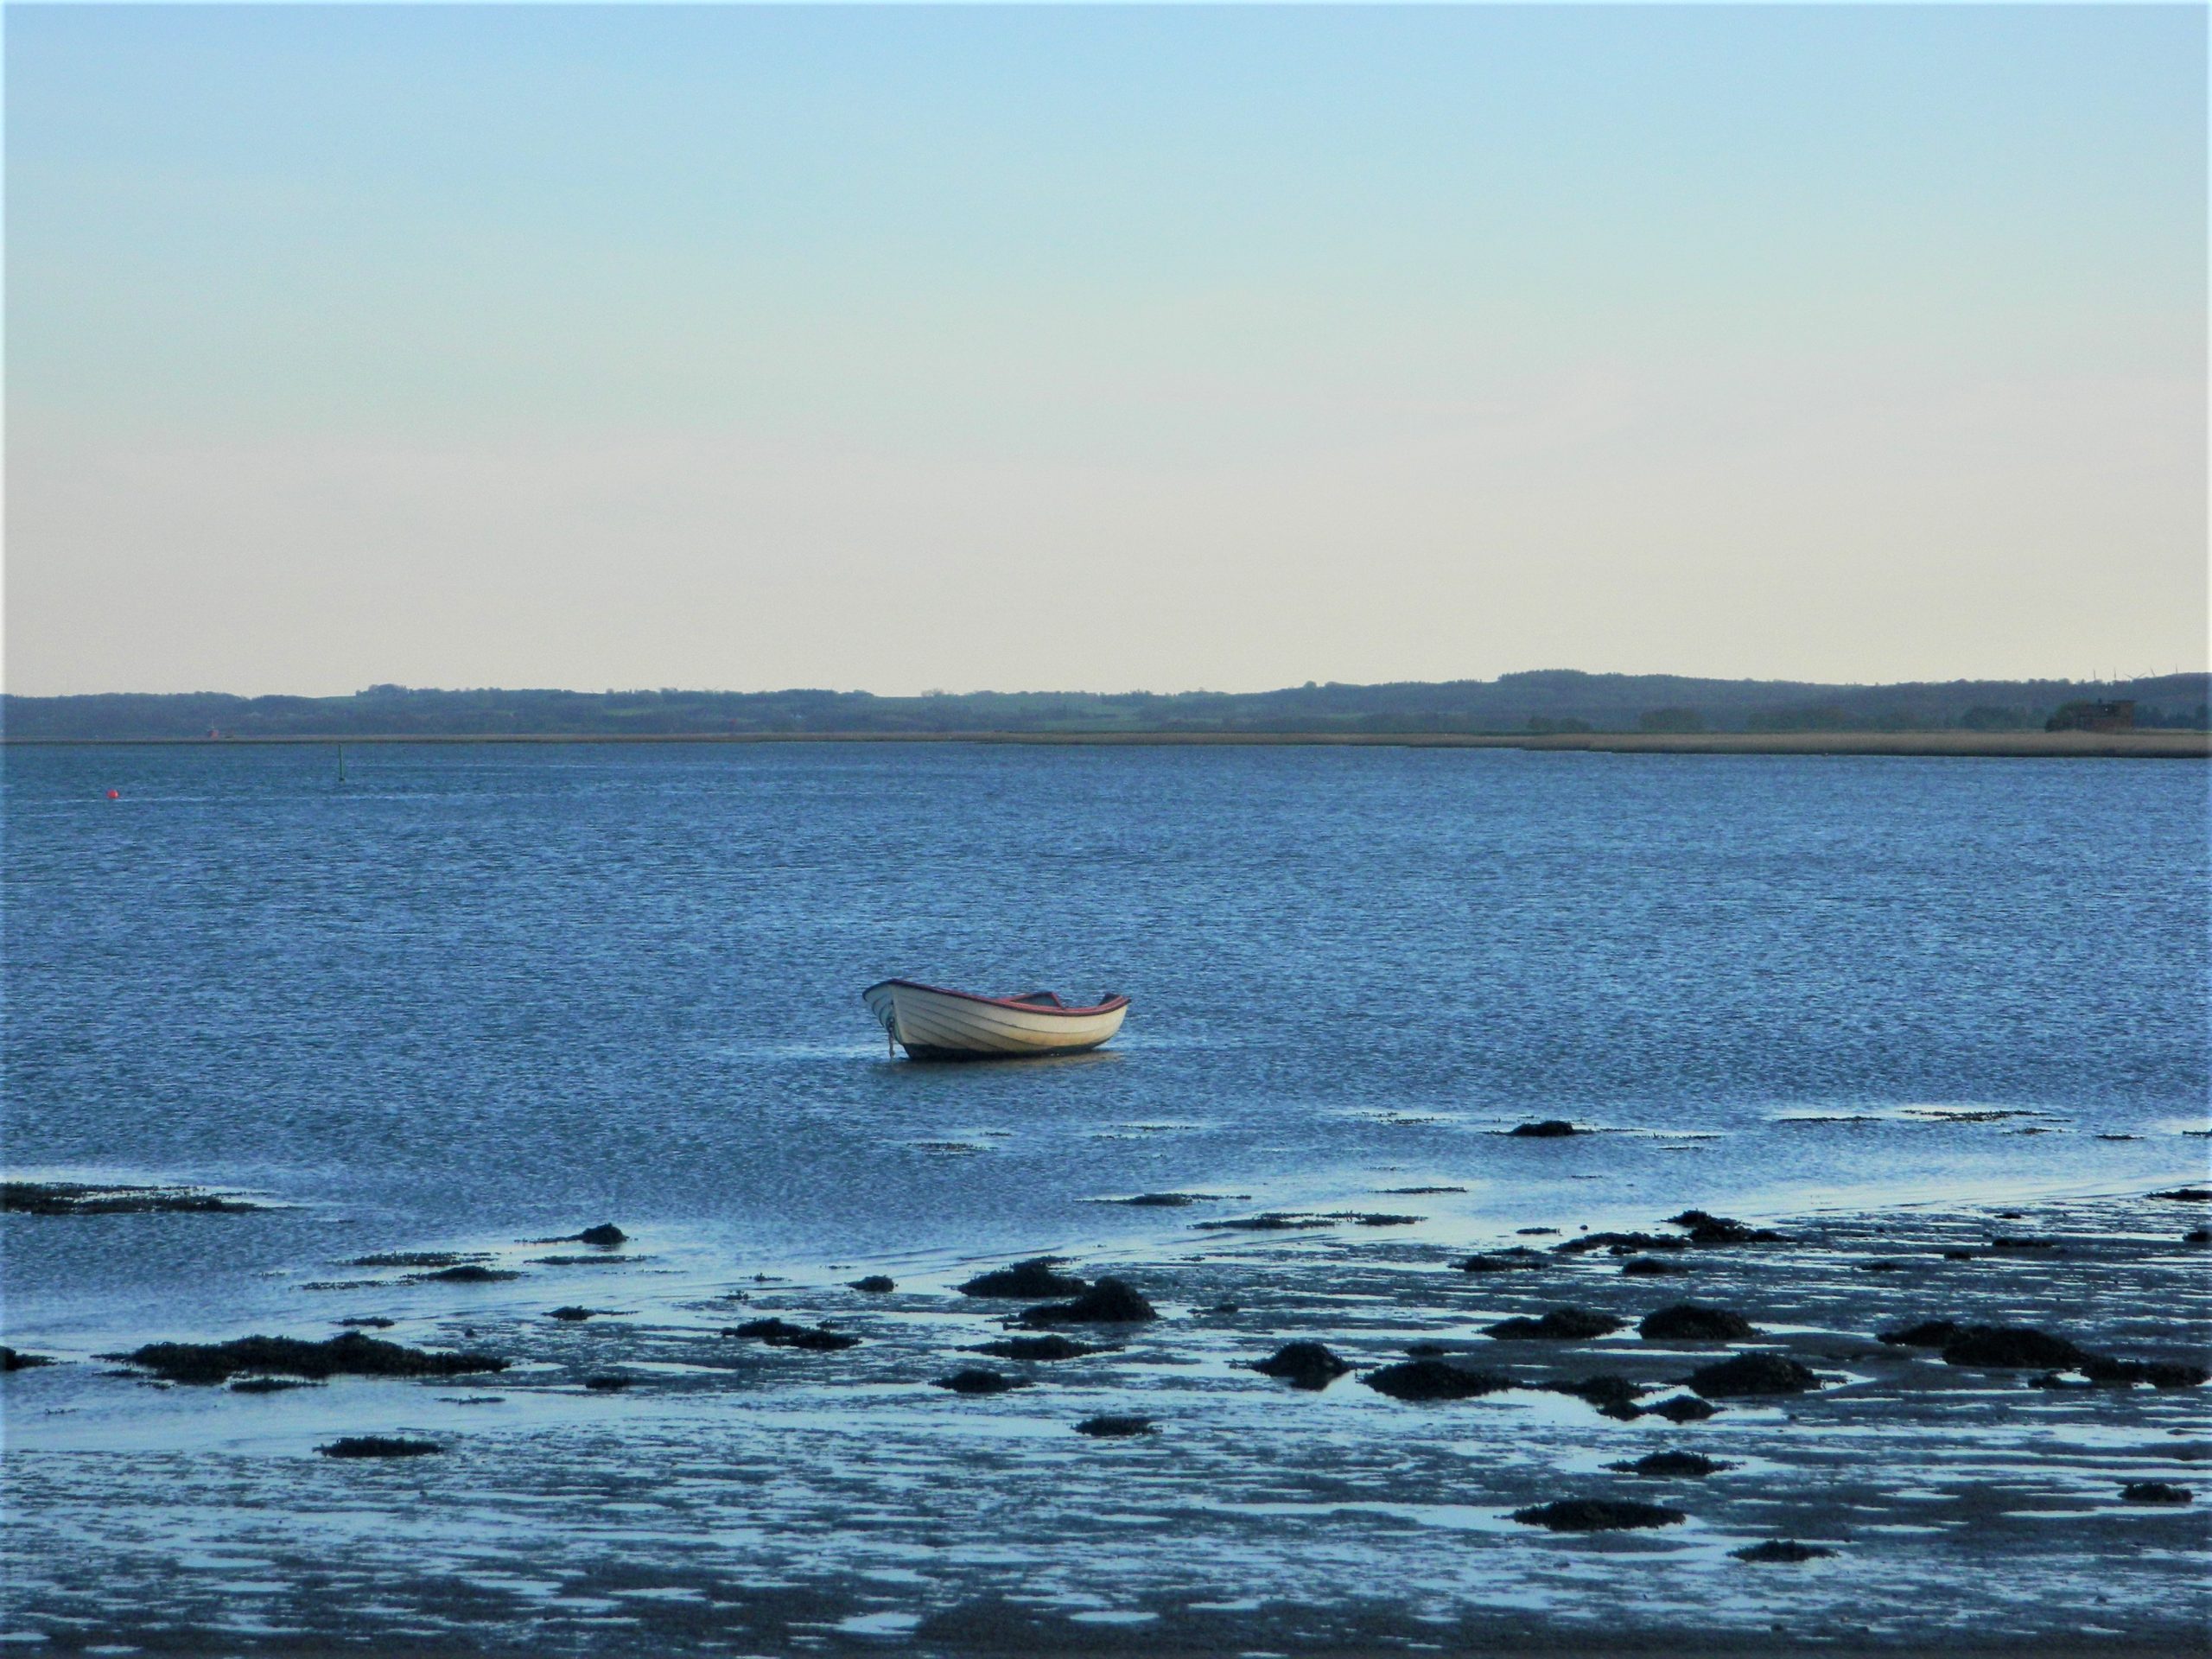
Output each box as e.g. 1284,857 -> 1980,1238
531,1224 -> 629,1246
1735,1540 -> 1834,1562
1665,1210 -> 1789,1245
1364,1359 -> 1516,1402
1638,1304 -> 1758,1342
972,1335 -> 1103,1362
957,1258 -> 1088,1299
112,1332 -> 506,1387
1542,1376 -> 1650,1418
1253,1341 -> 1353,1391
319,1436 -> 442,1459
1939,1326 -> 2088,1369
1685,1352 -> 1819,1398
1456,1249 -> 1547,1274
933,1368 -> 1029,1395
1609,1450 -> 1733,1478
348,1252 -> 487,1269
1484,1308 -> 1624,1341
1019,1278 -> 1158,1326
1193,1213 -> 1334,1233
1512,1499 -> 1685,1532
4,1180 -> 265,1217
724,1319 -> 860,1351
1554,1232 -> 1686,1257
1075,1414 -> 1155,1438
2120,1482 -> 2194,1504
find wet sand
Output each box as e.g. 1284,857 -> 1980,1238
6,1187 -> 2209,1655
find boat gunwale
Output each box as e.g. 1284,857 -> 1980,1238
863,978 -> 1130,1020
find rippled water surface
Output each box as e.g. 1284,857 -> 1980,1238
4,743 -> 2209,1651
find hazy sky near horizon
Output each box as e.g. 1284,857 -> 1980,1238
7,4 -> 2205,698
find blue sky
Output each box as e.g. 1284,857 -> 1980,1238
8,5 -> 2204,695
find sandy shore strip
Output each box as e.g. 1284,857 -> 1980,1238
5,729 -> 2206,757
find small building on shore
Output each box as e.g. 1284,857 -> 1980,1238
2045,699 -> 2136,733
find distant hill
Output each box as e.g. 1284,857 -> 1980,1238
3,672 -> 2205,740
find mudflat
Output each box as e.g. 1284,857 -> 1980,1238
6,1189 -> 2208,1653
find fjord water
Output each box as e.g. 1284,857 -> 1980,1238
5,741 -> 2205,1344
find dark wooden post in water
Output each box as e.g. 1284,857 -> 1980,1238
336,743 -> 346,785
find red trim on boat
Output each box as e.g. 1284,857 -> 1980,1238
864,979 -> 1129,1019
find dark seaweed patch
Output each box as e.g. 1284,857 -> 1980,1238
971,1335 -> 1103,1362
1511,1499 -> 1684,1532
1686,1352 -> 1819,1398
2080,1356 -> 2209,1389
1554,1232 -> 1687,1256
1666,1211 -> 1789,1245
957,1259 -> 1087,1299
348,1252 -> 486,1269
1484,1308 -> 1624,1341
1193,1213 -> 1334,1233
1880,1320 -> 1964,1348
1940,1326 -> 2088,1369
1643,1394 -> 1720,1423
1019,1278 -> 1158,1326
724,1319 -> 860,1351
1456,1249 -> 1546,1274
1609,1451 -> 1732,1478
1076,1414 -> 1155,1438
4,1180 -> 265,1217
319,1436 -> 442,1459
933,1368 -> 1029,1395
1090,1192 -> 1242,1207
1543,1376 -> 1649,1417
1252,1340 -> 1351,1390
117,1332 -> 505,1386
1638,1304 -> 1757,1342
1736,1540 -> 1834,1562
1364,1359 -> 1516,1402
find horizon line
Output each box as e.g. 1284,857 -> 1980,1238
8,667 -> 2209,702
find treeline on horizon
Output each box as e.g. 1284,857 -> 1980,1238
6,671 -> 2208,740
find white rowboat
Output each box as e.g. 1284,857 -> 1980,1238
862,979 -> 1129,1060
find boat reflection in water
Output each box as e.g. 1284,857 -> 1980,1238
862,979 -> 1129,1060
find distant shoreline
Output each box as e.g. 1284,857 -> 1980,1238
4,730 -> 2204,758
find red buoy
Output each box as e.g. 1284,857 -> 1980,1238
105,789 -> 120,800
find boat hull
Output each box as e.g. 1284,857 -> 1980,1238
863,980 -> 1128,1060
